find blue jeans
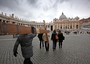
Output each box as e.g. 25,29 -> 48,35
40,40 -> 44,48
53,40 -> 57,49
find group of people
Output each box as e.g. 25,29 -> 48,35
13,27 -> 65,64
51,30 -> 65,50
38,30 -> 65,51
38,33 -> 49,51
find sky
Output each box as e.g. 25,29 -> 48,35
0,0 -> 90,22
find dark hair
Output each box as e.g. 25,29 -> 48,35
58,30 -> 61,33
53,30 -> 56,33
31,26 -> 35,33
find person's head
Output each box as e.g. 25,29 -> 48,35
31,26 -> 36,34
58,30 -> 61,33
53,30 -> 56,33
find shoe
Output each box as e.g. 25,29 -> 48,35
59,46 -> 60,48
46,50 -> 49,52
53,48 -> 56,51
40,47 -> 41,49
61,46 -> 62,48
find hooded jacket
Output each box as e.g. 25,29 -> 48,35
13,34 -> 36,58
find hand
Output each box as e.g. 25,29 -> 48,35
31,26 -> 36,34
13,51 -> 18,57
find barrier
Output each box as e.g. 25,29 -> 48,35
0,21 -> 49,35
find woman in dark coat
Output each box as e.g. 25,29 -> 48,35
38,33 -> 44,49
58,30 -> 65,48
51,30 -> 58,50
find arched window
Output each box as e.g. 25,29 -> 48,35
3,20 -> 5,23
65,26 -> 67,29
61,26 -> 62,29
12,22 -> 15,24
0,19 -> 1,22
76,25 -> 78,29
70,25 -> 72,29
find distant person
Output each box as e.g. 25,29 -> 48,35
13,27 -> 36,64
58,30 -> 65,48
38,33 -> 44,49
43,33 -> 49,51
51,30 -> 58,51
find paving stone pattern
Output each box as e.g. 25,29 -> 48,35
0,34 -> 90,64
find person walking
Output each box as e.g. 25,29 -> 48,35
38,33 -> 44,49
13,27 -> 36,64
51,30 -> 58,51
58,30 -> 65,48
43,33 -> 49,51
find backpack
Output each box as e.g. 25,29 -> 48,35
62,36 -> 65,40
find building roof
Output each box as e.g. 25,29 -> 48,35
59,12 -> 67,20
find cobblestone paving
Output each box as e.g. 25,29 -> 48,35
0,34 -> 90,64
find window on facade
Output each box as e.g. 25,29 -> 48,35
6,21 -> 9,23
67,26 -> 69,29
0,19 -> 1,22
66,26 -> 67,29
19,23 -> 20,25
60,25 -> 62,29
46,25 -> 47,28
76,25 -> 78,29
70,25 -> 72,29
3,20 -> 5,23
12,22 -> 15,24
48,25 -> 49,28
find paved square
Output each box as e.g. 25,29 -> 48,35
0,33 -> 90,64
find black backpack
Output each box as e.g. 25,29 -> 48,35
63,36 -> 65,40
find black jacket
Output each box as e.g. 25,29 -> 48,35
13,34 -> 36,58
38,33 -> 43,41
58,33 -> 65,42
51,33 -> 57,41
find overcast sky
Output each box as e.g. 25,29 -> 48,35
0,0 -> 90,22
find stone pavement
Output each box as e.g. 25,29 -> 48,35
0,34 -> 90,64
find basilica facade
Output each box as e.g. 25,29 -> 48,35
0,12 -> 90,33
52,12 -> 82,31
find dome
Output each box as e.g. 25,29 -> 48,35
59,12 -> 67,20
74,16 -> 79,20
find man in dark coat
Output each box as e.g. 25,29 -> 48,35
51,30 -> 58,51
58,30 -> 65,48
13,27 -> 36,64
38,33 -> 44,49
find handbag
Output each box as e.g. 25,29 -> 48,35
56,34 -> 58,40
